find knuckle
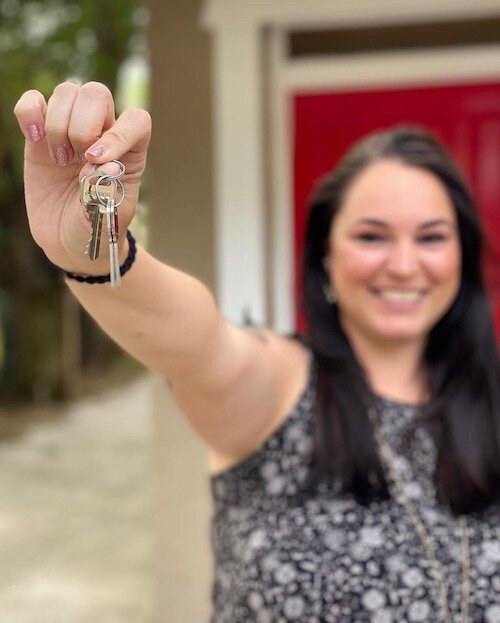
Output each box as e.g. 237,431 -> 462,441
52,81 -> 79,97
81,81 -> 112,100
125,106 -> 149,120
13,89 -> 42,115
68,127 -> 100,146
124,107 -> 152,131
106,126 -> 127,145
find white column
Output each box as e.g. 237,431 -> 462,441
210,21 -> 266,325
268,28 -> 295,333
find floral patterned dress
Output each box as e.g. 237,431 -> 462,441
210,365 -> 500,622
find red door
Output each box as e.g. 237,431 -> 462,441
293,82 -> 500,336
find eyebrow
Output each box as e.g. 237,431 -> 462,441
354,218 -> 456,229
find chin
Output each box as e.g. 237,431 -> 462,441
370,323 -> 428,343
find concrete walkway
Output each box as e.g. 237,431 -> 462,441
0,373 -> 156,623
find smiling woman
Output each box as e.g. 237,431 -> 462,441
15,75 -> 500,621
303,126 -> 498,510
325,159 -> 461,351
210,127 -> 500,623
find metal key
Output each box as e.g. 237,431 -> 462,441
80,175 -> 118,261
80,172 -> 117,206
85,202 -> 103,260
105,195 -> 121,288
78,161 -> 126,287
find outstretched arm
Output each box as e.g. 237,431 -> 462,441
13,81 -> 308,460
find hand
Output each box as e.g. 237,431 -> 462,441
13,81 -> 151,273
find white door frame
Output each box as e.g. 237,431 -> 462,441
201,0 -> 500,327
271,43 -> 500,332
203,0 -> 500,30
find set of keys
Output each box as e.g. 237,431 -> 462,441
79,160 -> 125,288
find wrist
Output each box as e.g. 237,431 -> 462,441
63,231 -> 137,284
48,234 -> 129,275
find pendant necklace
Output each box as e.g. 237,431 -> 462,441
368,407 -> 470,623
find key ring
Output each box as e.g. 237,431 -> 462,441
90,159 -> 126,206
94,175 -> 125,207
91,159 -> 126,181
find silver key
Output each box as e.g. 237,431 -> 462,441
80,176 -> 117,261
80,172 -> 116,206
78,162 -> 126,287
85,203 -> 104,261
105,196 -> 121,288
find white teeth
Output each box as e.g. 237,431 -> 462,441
379,290 -> 422,303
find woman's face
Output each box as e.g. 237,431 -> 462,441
324,159 -> 462,347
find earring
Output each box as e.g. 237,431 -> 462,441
323,283 -> 337,305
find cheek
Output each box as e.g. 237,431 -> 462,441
331,243 -> 385,284
424,245 -> 462,285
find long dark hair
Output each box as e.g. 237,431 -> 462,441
302,126 -> 500,514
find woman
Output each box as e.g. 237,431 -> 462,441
14,82 -> 500,622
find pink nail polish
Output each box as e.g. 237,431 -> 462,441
28,124 -> 42,142
54,145 -> 69,166
87,144 -> 105,157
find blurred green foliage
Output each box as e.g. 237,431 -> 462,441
0,0 -> 148,401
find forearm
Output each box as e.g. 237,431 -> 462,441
15,84 -> 228,386
66,244 -> 224,382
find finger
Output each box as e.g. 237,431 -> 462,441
13,89 -> 48,144
68,81 -> 115,162
44,81 -> 80,166
84,107 -> 152,166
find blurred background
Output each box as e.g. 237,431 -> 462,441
1,0 -> 500,622
0,0 -> 150,403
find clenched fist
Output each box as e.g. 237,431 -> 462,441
13,81 -> 151,274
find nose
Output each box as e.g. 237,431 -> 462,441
385,239 -> 419,278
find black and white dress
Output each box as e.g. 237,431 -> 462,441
210,362 -> 500,622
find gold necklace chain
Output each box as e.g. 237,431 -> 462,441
368,408 -> 470,623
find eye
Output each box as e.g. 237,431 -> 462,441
357,232 -> 385,242
418,233 -> 447,243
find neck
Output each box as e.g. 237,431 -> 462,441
340,320 -> 428,405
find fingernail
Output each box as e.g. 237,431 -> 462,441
54,145 -> 69,166
28,124 -> 43,142
87,144 -> 105,157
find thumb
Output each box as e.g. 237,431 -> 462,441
84,108 -> 152,173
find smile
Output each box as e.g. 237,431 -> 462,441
374,289 -> 426,303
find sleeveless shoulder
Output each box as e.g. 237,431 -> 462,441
210,351 -> 315,505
